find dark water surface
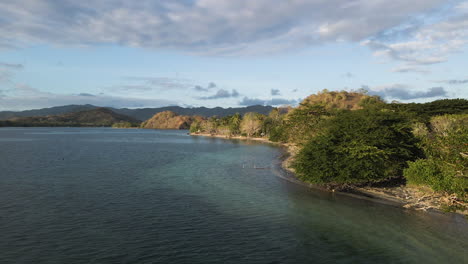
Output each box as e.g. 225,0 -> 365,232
0,128 -> 466,264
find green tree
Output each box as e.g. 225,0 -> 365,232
280,104 -> 332,143
293,109 -> 422,186
404,114 -> 468,196
229,113 -> 242,135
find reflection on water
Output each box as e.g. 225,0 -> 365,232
0,127 -> 466,264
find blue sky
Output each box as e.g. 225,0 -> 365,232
0,0 -> 467,110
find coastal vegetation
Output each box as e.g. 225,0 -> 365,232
112,121 -> 140,128
141,111 -> 204,130
190,90 -> 468,210
293,109 -> 422,187
404,114 -> 467,196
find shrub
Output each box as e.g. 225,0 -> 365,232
404,158 -> 467,196
405,114 -> 468,197
292,109 -> 422,186
240,112 -> 264,137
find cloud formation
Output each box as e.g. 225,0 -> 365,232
0,0 -> 447,55
108,85 -> 153,93
0,62 -> 23,69
125,77 -> 191,90
239,97 -> 297,106
77,93 -> 95,97
194,82 -> 217,92
0,84 -> 176,111
271,89 -> 280,96
365,2 -> 468,71
367,85 -> 448,100
343,72 -> 354,78
106,76 -> 193,95
437,79 -> 468,85
199,89 -> 240,100
0,61 -> 23,83
391,66 -> 430,74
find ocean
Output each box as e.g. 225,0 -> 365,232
0,128 -> 466,263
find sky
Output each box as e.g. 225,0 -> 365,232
0,0 -> 467,111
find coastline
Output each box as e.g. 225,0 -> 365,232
190,132 -> 467,218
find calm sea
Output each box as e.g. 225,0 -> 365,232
0,128 -> 466,264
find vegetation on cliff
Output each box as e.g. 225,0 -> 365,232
141,111 -> 203,129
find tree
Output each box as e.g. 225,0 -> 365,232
280,104 -> 332,143
229,113 -> 242,135
240,112 -> 263,137
404,114 -> 468,196
293,109 -> 422,187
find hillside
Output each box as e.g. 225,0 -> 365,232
0,108 -> 140,127
0,105 -> 274,121
141,111 -> 203,129
300,90 -> 382,110
0,104 -> 98,120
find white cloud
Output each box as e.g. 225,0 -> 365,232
365,1 -> 468,70
391,66 -> 430,74
0,0 -> 447,55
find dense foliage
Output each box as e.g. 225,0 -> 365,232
269,104 -> 332,143
188,91 -> 467,195
404,114 -> 468,196
112,121 -> 139,128
386,99 -> 468,122
292,109 -> 422,186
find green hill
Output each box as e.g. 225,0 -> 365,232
0,108 -> 140,127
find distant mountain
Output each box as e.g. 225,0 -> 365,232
0,108 -> 140,127
113,105 -> 274,121
141,111 -> 204,130
0,104 -> 98,120
0,105 -> 274,121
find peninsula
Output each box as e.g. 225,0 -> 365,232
189,90 -> 468,216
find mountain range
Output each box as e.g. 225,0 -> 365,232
0,104 -> 274,121
0,108 -> 140,127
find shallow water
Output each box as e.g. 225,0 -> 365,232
0,128 -> 466,264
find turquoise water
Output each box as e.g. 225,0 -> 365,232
0,128 -> 466,264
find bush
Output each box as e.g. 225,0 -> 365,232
292,109 -> 422,186
404,159 -> 467,196
404,114 -> 468,197
280,104 -> 332,144
189,120 -> 202,133
268,125 -> 288,142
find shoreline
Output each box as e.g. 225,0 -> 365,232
190,132 -> 467,218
